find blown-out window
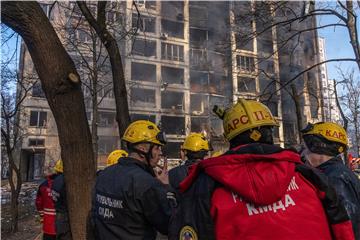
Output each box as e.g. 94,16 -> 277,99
161,91 -> 184,111
161,19 -> 184,39
191,117 -> 210,133
130,88 -> 156,108
132,39 -> 156,57
130,114 -> 156,123
30,111 -> 47,127
132,14 -> 156,33
238,76 -> 256,93
237,55 -> 255,73
190,49 -> 208,70
162,142 -> 182,159
98,136 -> 118,154
161,66 -> 184,84
161,1 -> 184,21
32,82 -> 46,98
160,116 -> 185,135
190,71 -> 208,93
190,94 -> 208,115
98,111 -> 116,127
131,62 -> 156,82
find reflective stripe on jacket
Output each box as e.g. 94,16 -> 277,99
36,174 -> 59,235
169,144 -> 354,240
92,157 -> 176,240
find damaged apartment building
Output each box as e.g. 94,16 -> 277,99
17,1 -> 323,180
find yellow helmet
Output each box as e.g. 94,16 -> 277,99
106,150 -> 128,167
214,98 -> 278,140
301,122 -> 348,146
182,133 -> 211,152
54,160 -> 63,173
122,120 -> 166,146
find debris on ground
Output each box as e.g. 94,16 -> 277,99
1,181 -> 42,240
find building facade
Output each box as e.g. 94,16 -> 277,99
273,1 -> 325,146
17,1 -> 323,180
318,37 -> 341,123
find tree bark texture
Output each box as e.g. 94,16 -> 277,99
291,84 -> 303,144
91,40 -> 99,168
8,152 -> 21,233
3,127 -> 22,233
1,2 -> 96,239
77,1 -> 130,138
345,1 -> 360,71
334,80 -> 349,165
2,89 -> 22,233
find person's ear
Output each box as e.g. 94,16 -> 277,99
136,143 -> 147,152
180,149 -> 185,160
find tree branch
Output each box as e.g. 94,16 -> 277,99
263,58 -> 358,101
97,1 -> 106,30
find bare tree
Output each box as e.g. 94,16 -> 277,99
0,52 -> 34,232
231,1 -> 359,146
1,2 -> 96,238
51,1 -> 139,166
77,1 -> 130,137
58,2 -> 112,166
60,1 -> 139,165
235,1 -> 359,72
338,69 -> 360,157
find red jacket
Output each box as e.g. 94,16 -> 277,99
36,174 -> 58,235
179,144 -> 354,240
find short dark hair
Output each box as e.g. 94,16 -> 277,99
186,150 -> 208,160
229,126 -> 274,149
303,134 -> 345,156
126,142 -> 151,153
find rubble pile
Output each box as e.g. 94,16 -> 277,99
1,181 -> 40,233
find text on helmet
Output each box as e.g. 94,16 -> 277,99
322,129 -> 346,141
226,111 -> 273,133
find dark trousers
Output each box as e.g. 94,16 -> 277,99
43,233 -> 56,240
56,232 -> 72,240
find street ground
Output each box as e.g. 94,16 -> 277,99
1,181 -> 41,240
1,180 -> 168,240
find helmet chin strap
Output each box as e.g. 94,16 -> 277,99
130,144 -> 156,176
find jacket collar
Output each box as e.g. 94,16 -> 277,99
185,158 -> 202,166
119,157 -> 155,176
317,156 -> 343,169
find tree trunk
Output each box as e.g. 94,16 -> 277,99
10,191 -> 19,233
334,79 -> 349,165
91,36 -> 98,168
334,80 -> 349,130
2,115 -> 22,233
92,95 -> 98,168
354,114 -> 360,157
77,1 -> 130,138
345,1 -> 360,71
8,151 -> 21,233
291,84 -> 303,144
1,2 -> 96,239
106,34 -> 130,138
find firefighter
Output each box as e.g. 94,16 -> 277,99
51,161 -> 70,240
92,120 -> 176,239
169,98 -> 354,240
106,149 -> 128,167
301,122 -> 360,239
35,160 -> 62,240
169,133 -> 211,189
